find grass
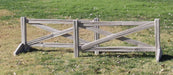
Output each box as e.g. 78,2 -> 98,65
0,0 -> 173,75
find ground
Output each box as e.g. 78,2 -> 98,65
0,0 -> 173,75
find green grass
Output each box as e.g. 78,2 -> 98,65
0,0 -> 173,75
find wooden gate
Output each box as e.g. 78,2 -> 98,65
73,19 -> 162,62
14,17 -> 162,62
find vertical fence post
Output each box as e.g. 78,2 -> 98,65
94,18 -> 100,55
14,17 -> 28,56
74,20 -> 79,57
154,19 -> 162,62
21,17 -> 29,51
21,17 -> 27,45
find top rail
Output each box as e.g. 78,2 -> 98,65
27,19 -> 90,24
27,19 -> 74,24
79,21 -> 154,26
27,18 -> 154,26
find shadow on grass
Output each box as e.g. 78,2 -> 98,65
82,52 -> 155,58
28,47 -> 73,53
26,48 -> 173,61
160,55 -> 173,62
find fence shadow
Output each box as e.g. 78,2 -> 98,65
28,47 -> 73,53
27,48 -> 173,62
160,55 -> 173,62
82,52 -> 155,58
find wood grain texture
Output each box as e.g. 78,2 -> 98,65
28,19 -> 74,24
154,19 -> 162,62
85,47 -> 155,52
21,17 -> 27,45
28,19 -> 91,24
73,20 -> 79,57
31,43 -> 73,48
80,21 -> 154,26
94,18 -> 100,55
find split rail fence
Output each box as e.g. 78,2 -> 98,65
14,17 -> 162,62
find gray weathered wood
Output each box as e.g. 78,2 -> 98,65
28,19 -> 154,26
80,21 -> 154,26
81,25 -> 153,47
28,27 -> 73,45
154,19 -> 162,62
14,43 -> 25,56
28,19 -> 74,24
81,23 -> 154,50
74,20 -> 79,57
31,43 -> 73,48
85,47 -> 155,52
94,18 -> 100,55
30,23 -> 88,44
14,17 -> 30,56
21,17 -> 27,45
28,19 -> 91,24
15,17 -> 160,62
31,23 -> 59,32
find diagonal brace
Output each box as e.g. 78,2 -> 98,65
81,25 -> 153,47
28,27 -> 73,45
29,23 -> 88,45
81,23 -> 154,50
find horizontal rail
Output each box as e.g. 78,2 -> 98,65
28,19 -> 74,24
27,19 -> 154,26
27,19 -> 91,24
80,21 -> 154,26
85,47 -> 155,52
31,43 -> 73,48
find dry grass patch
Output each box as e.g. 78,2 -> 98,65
0,9 -> 14,17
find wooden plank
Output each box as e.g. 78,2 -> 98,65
80,21 -> 154,26
28,19 -> 91,24
14,43 -> 25,56
31,23 -> 58,32
94,18 -> 100,55
31,43 -> 73,48
27,27 -> 73,45
81,23 -> 153,47
154,19 -> 162,62
85,47 -> 155,52
81,23 -> 154,50
74,20 -> 79,57
28,19 -> 74,24
30,23 -> 88,44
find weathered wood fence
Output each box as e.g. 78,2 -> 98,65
14,17 -> 162,62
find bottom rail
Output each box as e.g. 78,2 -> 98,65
31,43 -> 73,48
84,46 -> 155,52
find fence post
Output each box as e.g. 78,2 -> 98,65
74,20 -> 79,57
154,19 -> 162,62
21,17 -> 27,45
94,18 -> 100,55
14,17 -> 28,56
21,17 -> 30,51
